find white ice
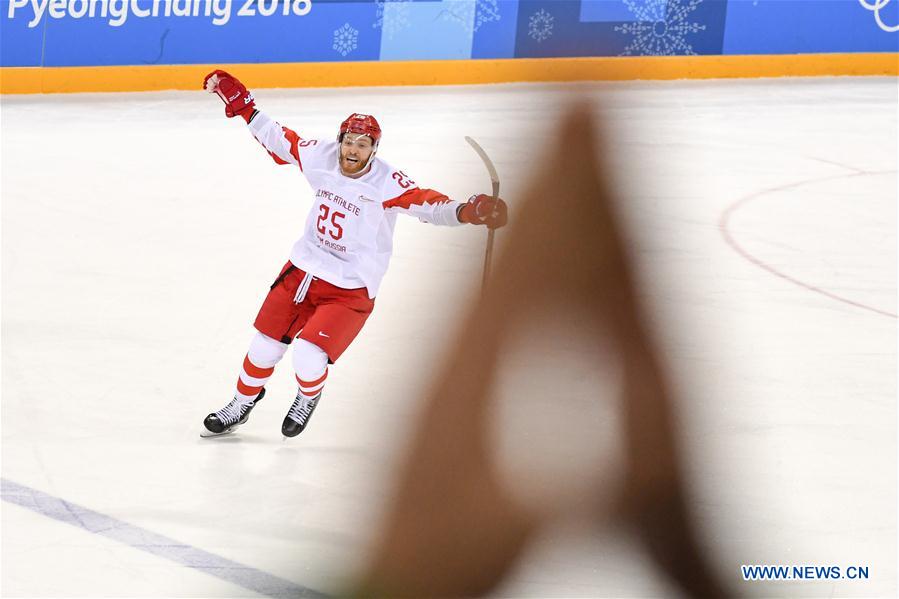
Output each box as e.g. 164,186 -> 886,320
2,77 -> 896,597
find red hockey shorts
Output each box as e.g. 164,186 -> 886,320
253,261 -> 375,363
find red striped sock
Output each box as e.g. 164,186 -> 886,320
235,354 -> 275,402
296,368 -> 328,400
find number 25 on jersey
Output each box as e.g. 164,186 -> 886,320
316,205 -> 345,241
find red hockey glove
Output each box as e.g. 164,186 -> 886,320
203,70 -> 255,120
458,194 -> 508,229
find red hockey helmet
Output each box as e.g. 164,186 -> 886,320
338,113 -> 381,145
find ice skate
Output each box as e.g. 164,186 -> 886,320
281,391 -> 320,438
201,388 -> 266,438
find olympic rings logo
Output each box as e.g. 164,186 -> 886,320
859,0 -> 898,32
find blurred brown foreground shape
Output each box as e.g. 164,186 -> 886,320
349,103 -> 730,598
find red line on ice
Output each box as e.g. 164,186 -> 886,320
718,170 -> 897,320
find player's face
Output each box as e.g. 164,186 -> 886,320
340,134 -> 374,175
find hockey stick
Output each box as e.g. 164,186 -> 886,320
464,136 -> 500,294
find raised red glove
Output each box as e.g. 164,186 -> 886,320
203,70 -> 255,120
458,194 -> 508,229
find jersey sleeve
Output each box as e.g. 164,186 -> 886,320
380,168 -> 463,226
246,111 -> 323,170
383,188 -> 464,226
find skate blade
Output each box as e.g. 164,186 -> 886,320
200,427 -> 237,438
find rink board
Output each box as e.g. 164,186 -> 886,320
1,0 -> 896,93
1,53 -> 898,94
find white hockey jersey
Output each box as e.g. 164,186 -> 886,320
248,111 -> 463,299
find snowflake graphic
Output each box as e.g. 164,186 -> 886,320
439,0 -> 501,34
615,0 -> 707,56
333,23 -> 359,57
373,0 -> 413,40
528,8 -> 554,42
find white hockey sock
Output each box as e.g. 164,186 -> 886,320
292,338 -> 329,398
235,332 -> 288,402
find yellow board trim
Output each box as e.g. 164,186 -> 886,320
2,54 -> 897,94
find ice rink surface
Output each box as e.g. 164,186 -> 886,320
2,77 -> 896,597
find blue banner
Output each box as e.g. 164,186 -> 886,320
1,0 -> 896,67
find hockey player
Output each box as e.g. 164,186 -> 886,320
200,70 -> 508,438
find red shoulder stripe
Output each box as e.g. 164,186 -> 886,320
382,188 -> 449,210
282,126 -> 304,171
266,148 -> 290,165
